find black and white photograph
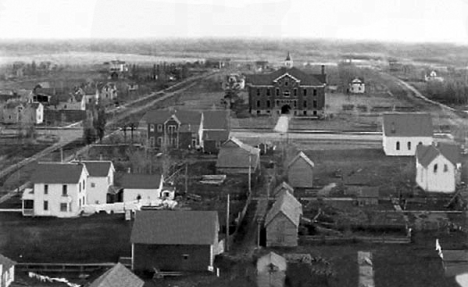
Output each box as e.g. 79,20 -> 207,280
1,0 -> 468,286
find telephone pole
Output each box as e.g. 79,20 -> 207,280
226,193 -> 230,252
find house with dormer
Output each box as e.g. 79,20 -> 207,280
416,143 -> 462,193
349,77 -> 365,94
22,162 -> 89,218
246,53 -> 327,117
141,109 -> 201,149
382,113 -> 434,156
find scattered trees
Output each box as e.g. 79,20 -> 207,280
425,78 -> 468,105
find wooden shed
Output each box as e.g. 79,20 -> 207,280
256,252 -> 287,287
265,190 -> 302,247
287,152 -> 314,188
272,181 -> 294,198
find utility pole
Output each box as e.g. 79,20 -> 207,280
248,153 -> 252,195
226,193 -> 230,252
185,162 -> 188,194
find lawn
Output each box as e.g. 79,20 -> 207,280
0,212 -> 132,263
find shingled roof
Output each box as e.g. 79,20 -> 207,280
416,143 -> 461,168
246,67 -> 326,86
88,263 -> 144,287
382,113 -> 433,137
131,210 -> 219,245
80,161 -> 114,177
30,163 -> 87,184
117,173 -> 162,189
265,190 -> 302,227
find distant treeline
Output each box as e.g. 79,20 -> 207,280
2,38 -> 468,66
426,78 -> 468,105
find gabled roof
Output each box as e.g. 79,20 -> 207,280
202,110 -> 229,130
142,109 -> 201,125
246,67 -> 325,86
265,190 -> 302,227
416,143 -> 461,167
88,263 -> 144,287
288,151 -> 314,168
216,138 -> 260,169
30,163 -> 87,184
131,210 -> 219,245
0,254 -> 16,271
257,252 -> 287,273
351,77 -> 365,83
203,130 -> 230,141
117,173 -> 162,189
273,181 -> 294,197
80,161 -> 114,177
382,113 -> 433,137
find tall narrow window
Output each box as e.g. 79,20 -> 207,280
444,164 -> 448,172
257,100 -> 261,108
43,201 -> 48,211
62,185 -> 68,196
313,89 -> 317,96
150,124 -> 155,132
44,185 -> 48,195
157,124 -> 163,132
407,141 -> 411,150
433,164 -> 438,173
396,141 -> 400,151
257,89 -> 260,96
276,88 -> 279,96
294,88 -> 297,96
313,100 -> 317,108
266,100 -> 270,108
303,89 -> 307,96
304,101 -> 307,108
266,89 -> 270,96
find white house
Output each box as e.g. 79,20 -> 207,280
425,70 -> 444,82
349,78 -> 365,94
79,161 -> 115,205
0,254 -> 15,287
117,173 -> 164,203
382,113 -> 433,156
22,163 -> 89,218
416,143 -> 462,193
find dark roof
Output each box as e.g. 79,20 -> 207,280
88,263 -> 144,287
382,113 -> 433,137
131,210 -> 219,245
443,250 -> 468,262
202,110 -> 228,130
203,130 -> 230,141
216,138 -> 260,169
0,254 -> 16,271
357,187 -> 380,198
80,161 -> 114,177
416,143 -> 461,167
142,109 -> 201,125
117,173 -> 162,189
30,163 -> 86,184
246,67 -> 326,86
265,190 -> 302,227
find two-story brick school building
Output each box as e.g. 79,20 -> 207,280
246,53 -> 327,117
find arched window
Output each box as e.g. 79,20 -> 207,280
396,141 -> 400,151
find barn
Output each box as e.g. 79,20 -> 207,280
287,151 -> 314,188
131,210 -> 221,272
265,190 -> 302,247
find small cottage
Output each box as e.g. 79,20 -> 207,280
349,77 -> 365,94
199,110 -> 230,154
88,263 -> 143,287
117,173 -> 164,203
287,151 -> 314,188
216,137 -> 261,174
79,161 -> 115,205
131,210 -> 222,272
256,252 -> 287,287
416,143 -> 462,193
265,190 -> 302,247
0,254 -> 15,287
272,181 -> 294,198
382,113 -> 433,156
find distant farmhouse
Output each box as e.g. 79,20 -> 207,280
424,70 -> 444,82
348,77 -> 365,94
246,53 -> 327,117
104,60 -> 128,80
382,113 -> 434,156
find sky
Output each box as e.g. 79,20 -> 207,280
1,0 -> 468,43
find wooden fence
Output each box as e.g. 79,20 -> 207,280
300,235 -> 410,245
15,262 -> 121,273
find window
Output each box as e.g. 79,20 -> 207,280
303,89 -> 307,96
294,88 -> 297,96
79,182 -> 81,192
150,124 -> 155,132
266,100 -> 270,108
91,182 -> 96,188
257,100 -> 260,108
444,164 -> 448,172
44,185 -> 48,195
43,200 -> 48,211
150,137 -> 156,147
418,142 -> 422,146
191,138 -> 197,148
283,90 -> 290,97
257,89 -> 260,96
396,141 -> 400,151
294,101 -> 297,107
266,89 -> 270,96
157,137 -> 162,145
276,88 -> 279,96
434,164 -> 438,173
157,124 -> 163,132
313,100 -> 317,108
60,203 -> 67,212
182,254 -> 190,260
313,89 -> 317,96
407,142 -> 411,150
285,80 -> 288,86
276,100 -> 279,106
168,125 -> 177,134
62,185 -> 68,196
303,111 -> 307,115
79,198 -> 81,207
257,110 -> 260,115
304,101 -> 307,108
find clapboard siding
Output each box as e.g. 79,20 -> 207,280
266,213 -> 298,247
287,157 -> 313,188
